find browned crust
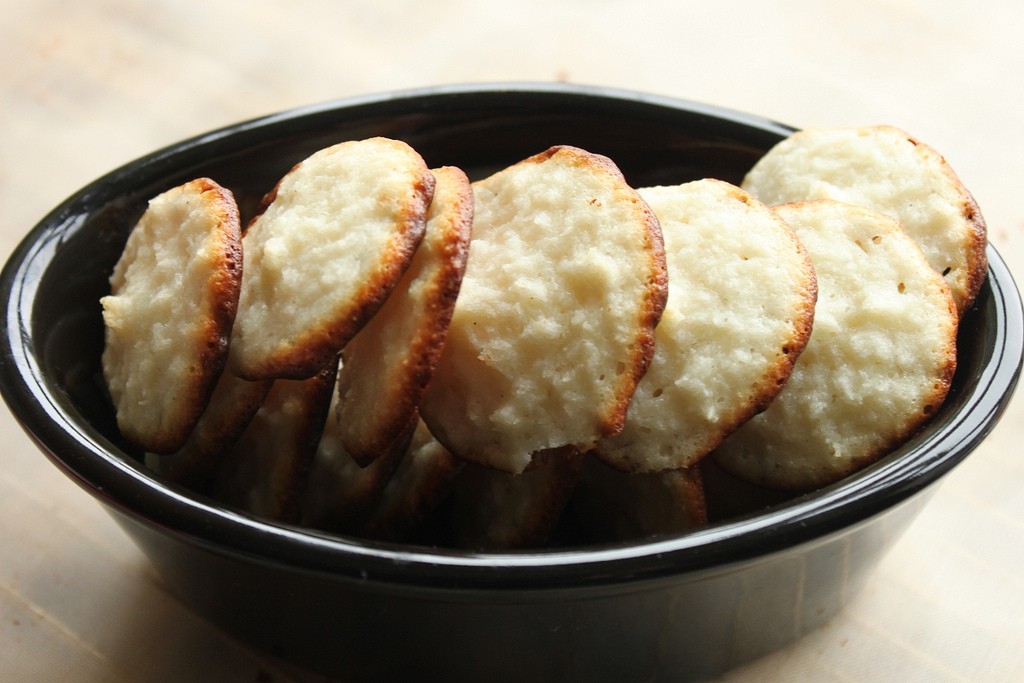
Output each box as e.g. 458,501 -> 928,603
233,145 -> 436,380
179,183 -> 248,453
192,177 -> 244,368
956,191 -> 989,315
113,177 -> 243,454
897,127 -> 989,317
338,166 -> 474,465
602,184 -> 668,440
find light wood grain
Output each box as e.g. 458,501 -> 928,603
3,1 -> 1023,680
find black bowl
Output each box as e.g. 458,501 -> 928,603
2,83 -> 1021,682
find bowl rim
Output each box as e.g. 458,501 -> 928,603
2,82 -> 1022,591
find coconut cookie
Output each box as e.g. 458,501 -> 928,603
420,145 -> 668,474
698,456 -> 793,522
570,458 -> 707,543
229,137 -> 435,380
713,200 -> 958,491
335,166 -> 473,466
445,447 -> 585,551
358,418 -> 465,542
214,360 -> 337,523
597,179 -> 817,473
742,125 -> 987,316
101,177 -> 242,454
300,378 -> 411,533
145,372 -> 271,491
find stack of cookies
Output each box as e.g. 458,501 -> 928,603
102,124 -> 986,550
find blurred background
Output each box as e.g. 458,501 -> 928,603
2,1 -> 1022,680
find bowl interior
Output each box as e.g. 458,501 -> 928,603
3,84 -> 1022,585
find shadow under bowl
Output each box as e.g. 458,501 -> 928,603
2,83 -> 1022,682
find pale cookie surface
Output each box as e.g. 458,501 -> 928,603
335,166 -> 473,466
713,200 -> 958,491
420,145 -> 668,474
597,180 -> 816,473
101,177 -> 242,454
742,125 -> 987,316
229,137 -> 434,380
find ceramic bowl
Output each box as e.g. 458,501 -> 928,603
2,83 -> 1021,682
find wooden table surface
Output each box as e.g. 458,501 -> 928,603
3,1 -> 1023,681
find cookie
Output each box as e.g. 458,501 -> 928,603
698,456 -> 793,522
145,372 -> 271,491
597,179 -> 816,472
358,418 -> 465,542
713,200 -> 958,491
444,447 -> 585,551
569,457 -> 707,543
742,125 -> 987,315
420,145 -> 668,473
300,376 -> 411,533
213,360 -> 337,522
101,177 -> 242,453
228,137 -> 435,380
335,166 -> 473,466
